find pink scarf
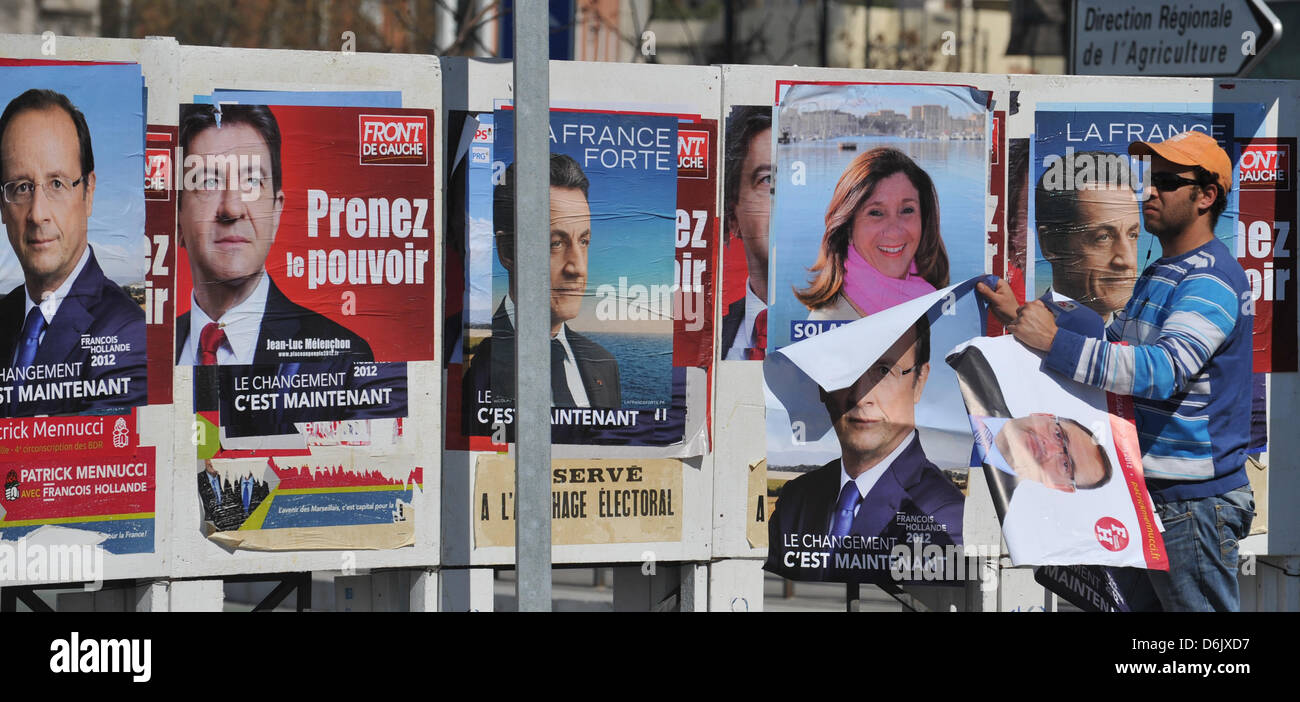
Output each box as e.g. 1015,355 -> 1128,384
842,243 -> 936,316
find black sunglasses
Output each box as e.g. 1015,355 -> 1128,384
1148,172 -> 1201,192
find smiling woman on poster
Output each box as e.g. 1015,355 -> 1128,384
795,147 -> 950,320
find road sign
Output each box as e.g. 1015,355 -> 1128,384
1071,0 -> 1282,76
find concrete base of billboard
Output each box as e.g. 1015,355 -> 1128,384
708,558 -> 765,612
1241,555 -> 1300,611
439,567 -> 494,612
168,579 -> 224,612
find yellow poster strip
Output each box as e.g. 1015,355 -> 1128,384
747,459 -> 768,549
474,455 -> 683,547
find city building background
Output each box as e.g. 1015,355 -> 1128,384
1,0 -> 1294,78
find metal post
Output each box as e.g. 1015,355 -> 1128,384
512,0 -> 553,612
864,0 -> 873,68
819,0 -> 830,67
724,0 -> 736,63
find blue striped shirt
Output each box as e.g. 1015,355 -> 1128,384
1045,238 -> 1252,501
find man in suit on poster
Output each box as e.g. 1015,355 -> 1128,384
463,153 -> 621,435
765,316 -> 964,581
198,461 -> 241,531
174,103 -> 372,366
720,106 -> 772,360
0,88 -> 147,416
1035,151 -> 1141,320
198,461 -> 271,531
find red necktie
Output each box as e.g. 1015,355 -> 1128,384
199,322 -> 227,365
745,309 -> 767,361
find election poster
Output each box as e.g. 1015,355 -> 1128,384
174,103 -> 437,365
440,110 -> 486,371
1030,103 -> 1286,369
766,82 -> 991,351
1030,103 -> 1275,457
176,94 -> 432,548
0,62 -> 149,418
0,61 -> 156,556
200,453 -> 420,551
145,126 -> 177,405
483,108 -> 676,408
1005,136 -> 1032,310
763,280 -> 990,584
947,295 -> 1170,612
947,333 -> 1166,571
439,109 -> 484,451
176,102 -> 426,450
1235,137 -> 1297,372
720,104 -> 773,361
1034,563 -> 1163,612
453,111 -> 495,372
474,455 -> 682,547
454,107 -> 717,453
987,111 -> 1008,335
0,416 -> 155,555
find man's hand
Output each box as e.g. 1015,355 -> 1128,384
1007,300 -> 1058,352
976,278 -> 1020,325
975,278 -> 1058,351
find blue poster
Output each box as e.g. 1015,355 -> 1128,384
1030,104 -> 1265,313
767,82 -> 991,351
477,109 -> 678,413
0,64 -> 145,295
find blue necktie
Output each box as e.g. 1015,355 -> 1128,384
242,480 -> 252,514
829,481 -> 862,537
210,474 -> 223,505
13,306 -> 45,369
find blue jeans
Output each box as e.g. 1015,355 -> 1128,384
1147,486 -> 1255,612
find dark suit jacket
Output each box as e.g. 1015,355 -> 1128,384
0,248 -> 147,417
198,471 -> 222,517
199,471 -> 269,531
463,300 -> 621,436
764,435 -> 964,582
720,296 -> 745,358
945,343 -> 1019,522
198,472 -> 239,531
176,275 -> 373,364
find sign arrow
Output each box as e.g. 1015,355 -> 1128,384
1070,0 -> 1283,77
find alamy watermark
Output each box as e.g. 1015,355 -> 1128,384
50,632 -> 150,682
889,538 -> 1000,590
1040,148 -> 1150,194
0,537 -> 104,590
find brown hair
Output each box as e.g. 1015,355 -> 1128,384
795,147 -> 949,309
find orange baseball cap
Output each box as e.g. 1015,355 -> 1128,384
1128,130 -> 1233,194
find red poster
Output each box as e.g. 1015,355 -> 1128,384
988,111 -> 1008,334
175,105 -> 437,364
673,121 -> 718,369
0,413 -> 136,461
1,446 -> 155,554
146,127 -> 176,403
1236,137 -> 1297,372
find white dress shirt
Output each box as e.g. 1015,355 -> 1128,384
178,272 -> 271,365
838,430 -> 917,517
724,278 -> 767,360
21,245 -> 90,347
503,296 -> 590,407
